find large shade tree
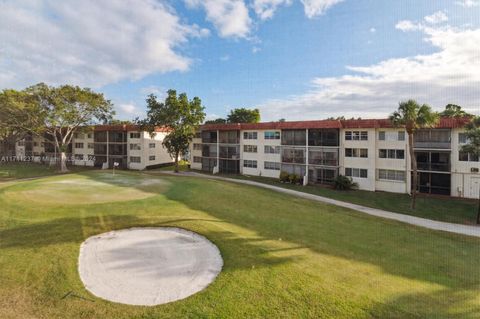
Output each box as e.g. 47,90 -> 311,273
141,89 -> 205,173
460,116 -> 480,224
0,83 -> 114,172
390,100 -> 439,209
226,108 -> 260,123
440,104 -> 472,118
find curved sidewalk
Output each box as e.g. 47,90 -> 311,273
159,171 -> 480,238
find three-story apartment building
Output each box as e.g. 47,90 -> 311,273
190,118 -> 477,199
7,124 -> 174,170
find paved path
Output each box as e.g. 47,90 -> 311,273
158,171 -> 480,238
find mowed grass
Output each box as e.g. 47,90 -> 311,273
224,174 -> 478,225
0,171 -> 479,318
0,162 -> 92,181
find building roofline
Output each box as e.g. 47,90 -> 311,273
93,124 -> 170,132
200,117 -> 472,131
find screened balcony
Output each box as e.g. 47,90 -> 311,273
414,129 -> 451,149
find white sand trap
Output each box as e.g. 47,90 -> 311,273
78,227 -> 223,306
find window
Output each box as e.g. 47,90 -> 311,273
129,143 -> 141,150
74,154 -> 84,160
459,133 -> 468,144
88,143 -> 94,149
379,131 -> 386,141
378,169 -> 406,182
244,145 -> 258,153
130,132 -> 141,139
193,143 -> 202,150
193,156 -> 202,163
379,149 -> 405,159
130,156 -> 141,163
149,155 -> 155,161
243,160 -> 257,168
459,151 -> 479,162
379,131 -> 405,141
345,131 -> 368,141
33,142 -> 38,147
243,132 -> 258,140
345,168 -> 368,178
345,148 -> 368,158
264,145 -> 280,154
87,133 -> 92,139
75,143 -> 84,149
264,131 -> 280,140
264,161 -> 280,170
149,143 -> 156,148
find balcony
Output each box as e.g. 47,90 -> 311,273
414,129 -> 451,149
416,151 -> 450,172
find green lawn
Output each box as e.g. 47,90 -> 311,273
220,174 -> 478,225
0,170 -> 479,318
0,162 -> 92,181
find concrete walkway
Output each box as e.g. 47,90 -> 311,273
158,171 -> 480,238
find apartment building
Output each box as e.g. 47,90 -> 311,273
190,117 -> 478,199
8,124 -> 174,170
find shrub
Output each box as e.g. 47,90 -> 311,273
289,174 -> 298,184
279,171 -> 290,183
334,175 -> 358,190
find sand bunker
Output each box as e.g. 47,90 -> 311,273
78,227 -> 223,306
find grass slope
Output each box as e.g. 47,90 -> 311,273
222,174 -> 478,225
0,171 -> 479,318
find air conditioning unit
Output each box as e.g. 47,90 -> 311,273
471,167 -> 479,173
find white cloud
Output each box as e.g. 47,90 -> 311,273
455,0 -> 480,7
424,11 -> 448,24
0,0 -> 208,89
140,85 -> 166,96
220,55 -> 231,61
185,0 -> 252,38
118,103 -> 137,115
252,46 -> 262,53
252,0 -> 292,20
256,25 -> 480,120
395,20 -> 421,32
300,0 -> 344,18
370,27 -> 376,33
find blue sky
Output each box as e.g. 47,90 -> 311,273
1,0 -> 479,121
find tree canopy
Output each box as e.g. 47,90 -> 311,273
226,108 -> 260,123
141,89 -> 205,172
440,104 -> 472,118
0,83 -> 114,171
204,118 -> 227,124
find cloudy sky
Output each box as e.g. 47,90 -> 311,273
1,0 -> 479,121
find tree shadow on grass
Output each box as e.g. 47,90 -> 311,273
365,289 -> 480,319
0,215 -> 300,273
156,177 -> 480,309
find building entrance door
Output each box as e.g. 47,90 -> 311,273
469,177 -> 480,199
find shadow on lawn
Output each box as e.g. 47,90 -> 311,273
0,214 -> 298,273
154,176 -> 480,315
366,289 -> 480,319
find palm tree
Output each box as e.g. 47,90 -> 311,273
390,100 -> 439,209
461,116 -> 480,224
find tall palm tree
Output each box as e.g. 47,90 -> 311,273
390,100 -> 439,209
